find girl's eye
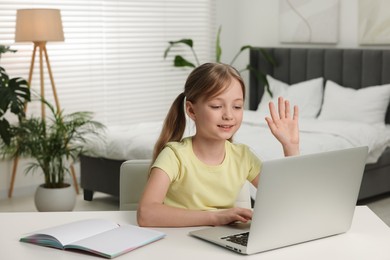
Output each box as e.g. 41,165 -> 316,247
210,105 -> 222,109
234,106 -> 243,110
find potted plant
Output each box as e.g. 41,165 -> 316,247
0,96 -> 104,211
163,26 -> 276,97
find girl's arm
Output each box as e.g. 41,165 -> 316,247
265,97 -> 300,157
137,167 -> 253,227
251,174 -> 259,188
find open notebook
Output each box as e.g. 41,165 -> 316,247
20,219 -> 165,258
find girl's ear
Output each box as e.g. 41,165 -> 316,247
186,101 -> 196,121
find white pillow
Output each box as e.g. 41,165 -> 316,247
257,75 -> 324,118
318,80 -> 390,125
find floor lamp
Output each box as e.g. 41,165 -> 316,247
8,9 -> 79,197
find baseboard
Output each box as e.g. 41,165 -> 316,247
0,185 -> 36,200
0,177 -> 81,200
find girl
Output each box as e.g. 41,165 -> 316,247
137,63 -> 299,227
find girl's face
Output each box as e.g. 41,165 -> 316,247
186,78 -> 244,142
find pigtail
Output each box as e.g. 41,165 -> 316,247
152,92 -> 186,163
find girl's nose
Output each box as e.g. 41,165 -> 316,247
222,109 -> 233,120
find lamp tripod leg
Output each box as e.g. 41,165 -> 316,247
8,45 -> 37,198
70,165 -> 80,194
43,45 -> 60,112
8,158 -> 19,198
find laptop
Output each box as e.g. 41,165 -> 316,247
189,146 -> 369,255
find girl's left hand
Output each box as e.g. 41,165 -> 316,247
265,97 -> 299,156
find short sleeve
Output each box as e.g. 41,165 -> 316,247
152,146 -> 180,182
247,149 -> 262,182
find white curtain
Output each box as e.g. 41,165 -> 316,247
0,0 -> 216,125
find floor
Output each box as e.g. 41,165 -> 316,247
0,190 -> 119,212
1,189 -> 390,228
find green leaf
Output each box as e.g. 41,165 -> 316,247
240,45 -> 252,52
247,65 -> 273,98
257,47 -> 278,66
230,45 -> 253,66
0,45 -> 17,59
164,39 -> 199,66
216,26 -> 222,63
0,119 -> 11,145
163,45 -> 173,59
169,39 -> 193,48
164,39 -> 193,59
173,55 -> 196,68
0,66 -> 9,82
0,66 -> 31,145
6,77 -> 30,117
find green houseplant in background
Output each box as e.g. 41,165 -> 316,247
163,26 -> 276,97
0,97 -> 104,211
0,44 -> 104,211
2,99 -> 104,187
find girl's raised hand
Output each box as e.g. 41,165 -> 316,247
265,97 -> 300,156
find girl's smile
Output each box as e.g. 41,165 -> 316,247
217,124 -> 235,131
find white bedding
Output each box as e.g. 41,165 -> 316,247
83,111 -> 390,164
239,111 -> 390,164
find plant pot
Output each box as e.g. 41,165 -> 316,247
34,183 -> 76,212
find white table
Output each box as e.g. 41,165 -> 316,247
1,206 -> 389,260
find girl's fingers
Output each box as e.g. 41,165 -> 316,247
268,101 -> 279,122
285,100 -> 291,119
269,98 -> 296,121
278,97 -> 285,118
293,105 -> 299,121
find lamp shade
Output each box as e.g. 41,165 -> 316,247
15,9 -> 64,42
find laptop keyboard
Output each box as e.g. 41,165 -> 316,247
221,232 -> 249,246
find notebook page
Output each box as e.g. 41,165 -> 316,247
66,224 -> 165,258
23,219 -> 119,246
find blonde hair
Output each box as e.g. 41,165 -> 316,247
152,62 -> 245,162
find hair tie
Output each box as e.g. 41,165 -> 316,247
180,92 -> 186,100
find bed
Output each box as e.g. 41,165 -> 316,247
80,47 -> 390,202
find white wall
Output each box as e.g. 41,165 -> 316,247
216,0 -> 388,104
216,0 -> 364,58
217,0 -> 362,51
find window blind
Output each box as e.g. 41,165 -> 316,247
0,0 -> 216,125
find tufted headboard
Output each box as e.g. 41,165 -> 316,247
249,47 -> 390,124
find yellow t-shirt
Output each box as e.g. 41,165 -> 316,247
152,137 -> 262,210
